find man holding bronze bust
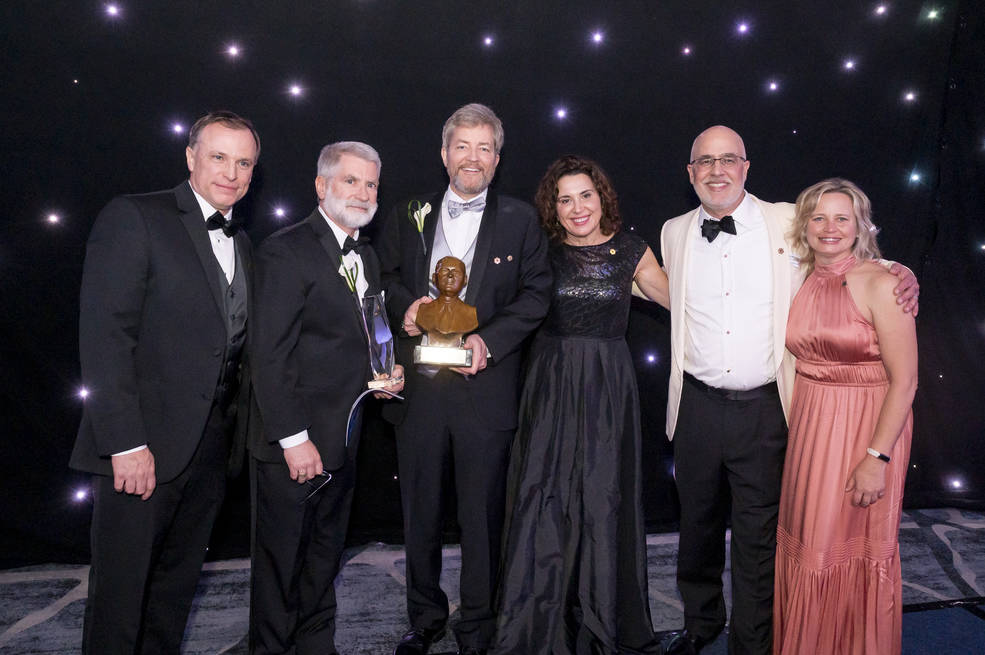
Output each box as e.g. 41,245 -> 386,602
378,103 -> 552,655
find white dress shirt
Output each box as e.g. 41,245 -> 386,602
191,188 -> 236,284
278,208 -> 368,450
441,187 -> 486,261
683,193 -> 776,390
322,207 -> 370,300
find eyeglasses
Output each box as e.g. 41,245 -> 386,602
299,471 -> 332,504
689,154 -> 747,169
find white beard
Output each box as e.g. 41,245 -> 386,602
321,192 -> 377,230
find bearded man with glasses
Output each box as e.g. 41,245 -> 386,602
657,125 -> 920,655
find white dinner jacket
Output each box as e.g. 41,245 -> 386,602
659,193 -> 800,439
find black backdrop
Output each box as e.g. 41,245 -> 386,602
1,1 -> 982,567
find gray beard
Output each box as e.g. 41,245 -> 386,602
322,193 -> 377,230
451,171 -> 492,198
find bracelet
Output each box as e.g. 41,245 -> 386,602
866,447 -> 890,463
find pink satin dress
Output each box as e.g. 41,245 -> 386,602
774,256 -> 912,655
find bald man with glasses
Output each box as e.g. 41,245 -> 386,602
658,125 -> 919,655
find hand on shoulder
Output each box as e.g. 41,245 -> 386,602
847,260 -> 915,326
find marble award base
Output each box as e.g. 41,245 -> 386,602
414,344 -> 473,366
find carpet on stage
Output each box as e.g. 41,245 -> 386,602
0,508 -> 982,654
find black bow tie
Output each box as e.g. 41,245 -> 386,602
206,211 -> 240,237
342,235 -> 370,255
700,215 -> 737,243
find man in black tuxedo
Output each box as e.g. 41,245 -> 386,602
71,110 -> 260,653
378,103 -> 552,655
250,141 -> 404,655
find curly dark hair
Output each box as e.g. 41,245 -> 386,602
534,155 -> 622,242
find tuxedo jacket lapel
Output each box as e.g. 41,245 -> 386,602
363,248 -> 382,296
414,191 -> 444,297
175,182 -> 226,319
307,211 -> 369,336
465,192 -> 497,306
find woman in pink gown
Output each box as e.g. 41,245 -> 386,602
774,179 -> 918,655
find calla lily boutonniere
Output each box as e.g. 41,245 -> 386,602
339,256 -> 359,294
408,200 -> 431,253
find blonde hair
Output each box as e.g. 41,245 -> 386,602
790,178 -> 882,275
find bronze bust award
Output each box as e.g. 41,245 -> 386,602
414,256 -> 479,366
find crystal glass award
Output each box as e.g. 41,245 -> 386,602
361,292 -> 396,388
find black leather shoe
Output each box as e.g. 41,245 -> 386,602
457,648 -> 487,655
659,628 -> 703,655
393,627 -> 445,655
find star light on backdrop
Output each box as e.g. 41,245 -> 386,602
6,2 -> 977,561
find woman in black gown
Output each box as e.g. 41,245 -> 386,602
491,156 -> 669,654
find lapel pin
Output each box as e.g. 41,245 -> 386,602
609,248 -> 617,255
494,257 -> 501,264
507,255 -> 513,262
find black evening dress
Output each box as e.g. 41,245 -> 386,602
491,231 -> 656,654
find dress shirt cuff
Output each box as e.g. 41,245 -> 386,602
279,430 -> 309,450
112,444 -> 148,457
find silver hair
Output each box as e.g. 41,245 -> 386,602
316,141 -> 382,179
441,103 -> 504,154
